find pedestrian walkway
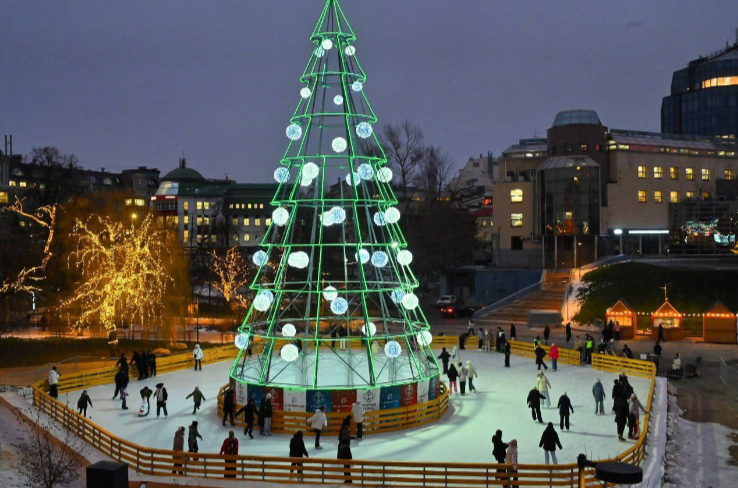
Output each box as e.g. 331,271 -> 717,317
476,272 -> 569,324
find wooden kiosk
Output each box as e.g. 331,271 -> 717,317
606,299 -> 636,340
703,301 -> 737,344
651,300 -> 683,341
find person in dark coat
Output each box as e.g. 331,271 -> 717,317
289,431 -> 309,479
446,362 -> 459,395
437,347 -> 451,374
116,354 -> 128,374
527,387 -> 545,423
539,422 -> 562,464
235,398 -> 258,439
510,323 -> 517,340
653,341 -> 662,370
459,331 -> 467,350
155,382 -> 168,418
504,341 -> 511,368
113,369 -> 127,399
140,386 -> 153,416
222,387 -> 236,426
658,324 -> 665,342
592,379 -> 606,414
614,397 -> 629,441
543,325 -> 551,345
129,351 -> 140,379
557,392 -> 574,431
148,351 -> 157,377
622,344 -> 634,359
337,416 -> 353,483
186,386 -> 206,414
188,421 -> 202,452
262,393 -> 274,435
611,379 -> 623,412
77,390 -> 93,417
619,373 -> 634,398
219,431 -> 239,478
491,429 -> 509,464
565,322 -> 572,343
535,345 -> 548,371
141,350 -> 150,379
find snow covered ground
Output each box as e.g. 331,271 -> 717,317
71,349 -> 650,465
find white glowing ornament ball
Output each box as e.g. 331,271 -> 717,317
371,251 -> 389,268
356,248 -> 370,264
272,207 -> 290,227
333,95 -> 344,105
357,164 -> 374,180
252,250 -> 268,266
416,330 -> 433,347
397,250 -> 413,266
235,333 -> 250,350
345,172 -> 360,186
321,212 -> 334,227
253,290 -> 273,311
373,212 -> 386,227
330,206 -> 346,224
280,344 -> 300,362
384,207 -> 401,224
323,286 -> 338,301
330,297 -> 349,315
356,122 -> 373,139
281,323 -> 297,338
377,167 -> 393,183
384,341 -> 402,358
361,322 -> 377,336
345,45 -> 356,56
390,289 -> 405,304
300,176 -> 314,187
314,47 -> 325,57
352,81 -> 363,92
401,293 -> 419,310
286,124 -> 302,141
273,167 -> 290,183
321,39 -> 333,50
332,137 -> 347,153
300,87 -> 312,99
288,251 -> 310,269
302,162 -> 320,179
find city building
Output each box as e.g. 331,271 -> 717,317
661,31 -> 738,140
493,110 -> 738,268
151,158 -> 278,249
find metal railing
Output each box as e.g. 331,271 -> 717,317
719,358 -> 738,400
1,356 -> 118,393
474,270 -> 546,319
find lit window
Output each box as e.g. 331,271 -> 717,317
229,204 -> 234,209
686,191 -> 695,201
702,191 -> 711,201
196,201 -> 203,210
725,169 -> 733,180
183,230 -> 189,242
266,218 -> 272,226
9,180 -> 17,187
0,191 -> 8,204
197,217 -> 203,226
203,201 -> 210,210
196,234 -> 203,243
638,190 -> 647,203
244,234 -> 251,242
685,168 -> 694,180
580,144 -> 589,152
125,199 -> 133,206
670,191 -> 678,203
564,211 -> 573,220
183,201 -> 189,212
233,234 -> 239,242
701,76 -> 738,89
248,203 -> 252,209
184,215 -> 189,225
243,217 -> 250,226
670,167 -> 679,180
653,167 -> 663,179
510,213 -> 523,227
637,166 -> 647,179
135,199 -> 145,206
260,203 -> 264,209
232,218 -> 238,226
510,189 -> 523,203
654,191 -> 663,203
203,217 -> 210,226
702,168 -> 710,181
255,218 -> 261,226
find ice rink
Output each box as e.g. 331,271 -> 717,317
67,349 -> 651,465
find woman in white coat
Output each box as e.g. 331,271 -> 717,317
193,344 -> 204,371
536,371 -> 552,408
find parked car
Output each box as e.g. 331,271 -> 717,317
435,295 -> 457,307
439,304 -> 480,318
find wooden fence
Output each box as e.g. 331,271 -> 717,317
31,341 -> 656,487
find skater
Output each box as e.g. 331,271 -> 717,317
130,351 -> 142,379
77,390 -> 93,417
491,429 -> 509,464
222,386 -> 236,426
628,394 -> 646,439
614,396 -> 629,441
451,345 -> 461,365
653,341 -> 662,370
533,336 -> 541,349
484,329 -> 492,352
155,382 -> 168,418
308,406 -> 328,448
592,378 -> 606,414
337,416 -> 353,483
527,386 -> 545,423
339,324 -> 348,351
535,345 -> 548,371
188,421 -> 202,453
262,393 -> 274,435
466,360 -> 478,393
119,387 -> 129,410
172,426 -> 185,474
468,318 -> 475,332
614,321 -> 621,341
557,392 -> 573,431
148,351 -> 157,377
611,379 -> 623,412
458,362 -> 468,395
186,386 -> 206,414
139,386 -> 152,417
539,422 -> 562,464
497,328 -> 506,352
510,323 -> 517,341
289,431 -> 309,480
543,325 -> 550,345
437,347 -> 451,374
536,371 -> 552,407
113,368 -> 127,399
139,350 -> 149,379
504,341 -> 511,367
658,323 -> 665,342
622,344 -> 634,359
193,343 -> 204,371
219,431 -> 239,478
477,328 -> 484,350
550,343 -> 559,372
620,373 -> 634,398
351,401 -> 364,439
48,366 -> 60,399
330,326 -> 338,350
116,354 -> 129,374
504,439 -> 518,488
447,362 -> 459,395
458,331 -> 467,350
565,322 -> 572,343
235,398 -> 258,439
671,353 -> 683,376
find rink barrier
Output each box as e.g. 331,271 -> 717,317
31,342 -> 656,487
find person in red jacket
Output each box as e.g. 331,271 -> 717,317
550,344 -> 560,372
219,431 -> 239,478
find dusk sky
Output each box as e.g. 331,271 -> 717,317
2,0 -> 738,183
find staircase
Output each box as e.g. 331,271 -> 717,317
478,272 -> 570,324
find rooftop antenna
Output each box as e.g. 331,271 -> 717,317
533,129 -> 540,138
660,283 -> 668,301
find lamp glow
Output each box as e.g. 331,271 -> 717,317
351,81 -> 363,92
377,167 -> 393,183
282,323 -> 297,337
273,167 -> 290,183
253,290 -> 274,311
371,251 -> 388,267
357,163 -> 374,180
272,207 -> 290,227
323,285 -> 338,301
356,122 -> 373,139
322,212 -> 334,227
321,39 -> 333,50
401,293 -> 419,310
384,340 -> 401,358
332,137 -> 347,153
314,47 -> 325,57
286,124 -> 302,141
280,344 -> 300,362
390,289 -> 405,304
302,162 -> 320,179
373,212 -> 386,226
300,176 -> 314,187
397,250 -> 413,266
331,297 -> 349,315
330,206 -> 347,224
362,322 -> 377,336
356,248 -> 370,264
384,207 -> 400,224
288,251 -> 310,269
416,330 -> 432,346
300,87 -> 312,99
344,45 -> 356,56
333,95 -> 344,105
345,172 -> 360,186
235,333 -> 250,350
252,250 -> 268,266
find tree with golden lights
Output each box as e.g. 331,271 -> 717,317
63,213 -> 174,339
208,247 -> 252,309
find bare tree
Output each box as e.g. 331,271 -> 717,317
415,145 -> 456,201
380,122 -> 424,200
24,146 -> 80,206
12,408 -> 85,488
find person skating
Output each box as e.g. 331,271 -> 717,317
351,401 -> 364,439
129,352 -> 142,379
451,345 -> 461,365
619,373 -> 634,399
614,396 -> 629,441
148,351 -> 157,377
484,329 -> 492,352
539,422 -> 562,464
557,392 -> 574,431
504,439 -> 518,488
527,387 -> 545,423
491,429 -> 509,464
339,324 -> 348,351
447,362 -> 459,395
186,386 -> 206,415
466,360 -> 478,393
219,431 -> 239,478
628,394 -> 646,439
497,328 -> 506,353
262,393 -> 274,435
533,336 -> 541,349
543,325 -> 550,345
337,416 -> 353,483
611,379 -> 623,412
671,353 -> 683,376
48,366 -> 60,399
476,328 -> 484,350
155,382 -> 168,418
172,426 -> 185,474
535,345 -> 548,371
139,350 -> 149,379
193,343 -> 204,371
565,322 -> 572,343
139,385 -> 152,417
550,343 -> 559,372
458,331 -> 467,350
289,431 -> 309,480
235,398 -> 258,439
77,390 -> 93,417
504,341 -> 511,367
188,421 -> 202,453
113,368 -> 127,400
614,321 -> 621,341
536,371 -> 552,407
119,387 -> 129,410
458,362 -> 468,396
592,378 -> 606,415
653,341 -> 662,371
116,354 -> 129,374
307,406 -> 328,448
437,347 -> 451,374
222,386 -> 236,426
509,323 -> 517,341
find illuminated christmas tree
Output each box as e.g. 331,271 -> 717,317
230,0 -> 439,397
